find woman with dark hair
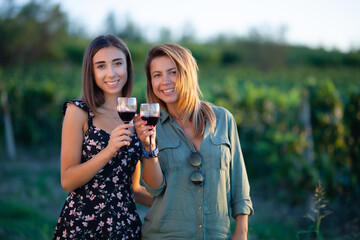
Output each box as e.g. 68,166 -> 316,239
135,43 -> 254,239
53,34 -> 151,239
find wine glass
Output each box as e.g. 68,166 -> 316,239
140,103 -> 160,152
117,97 -> 137,151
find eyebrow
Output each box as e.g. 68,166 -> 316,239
94,58 -> 124,65
152,67 -> 176,74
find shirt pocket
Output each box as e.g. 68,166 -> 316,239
210,135 -> 231,171
158,137 -> 180,171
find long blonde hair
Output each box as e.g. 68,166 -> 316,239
145,43 -> 215,136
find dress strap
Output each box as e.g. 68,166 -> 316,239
63,100 -> 94,126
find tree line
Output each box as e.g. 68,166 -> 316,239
1,0 -> 359,68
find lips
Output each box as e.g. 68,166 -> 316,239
162,88 -> 174,95
106,80 -> 119,86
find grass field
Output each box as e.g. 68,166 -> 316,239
0,150 -> 341,240
0,153 -> 63,239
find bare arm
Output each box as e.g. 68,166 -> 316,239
61,104 -> 133,192
134,115 -> 164,188
231,214 -> 248,240
132,161 -> 153,207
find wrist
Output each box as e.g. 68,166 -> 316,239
142,145 -> 159,159
144,144 -> 156,153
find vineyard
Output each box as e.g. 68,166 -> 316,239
1,1 -> 360,239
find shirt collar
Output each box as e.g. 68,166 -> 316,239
160,109 -> 171,124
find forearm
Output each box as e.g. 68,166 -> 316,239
232,214 -> 248,240
133,185 -> 153,207
142,157 -> 164,189
61,148 -> 114,192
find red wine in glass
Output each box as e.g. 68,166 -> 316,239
117,97 -> 137,152
141,116 -> 159,126
118,111 -> 136,124
140,103 -> 160,153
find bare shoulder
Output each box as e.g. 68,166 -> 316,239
63,103 -> 88,132
65,103 -> 88,119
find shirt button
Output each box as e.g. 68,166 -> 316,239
199,224 -> 202,228
199,206 -> 202,210
198,189 -> 202,193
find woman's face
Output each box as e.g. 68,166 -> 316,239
150,55 -> 179,107
93,46 -> 127,96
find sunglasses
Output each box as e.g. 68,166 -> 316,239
189,152 -> 205,185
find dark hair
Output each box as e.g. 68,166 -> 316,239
81,34 -> 133,113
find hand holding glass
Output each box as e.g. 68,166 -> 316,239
140,103 -> 160,152
117,97 -> 137,152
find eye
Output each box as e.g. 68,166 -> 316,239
170,70 -> 176,75
153,73 -> 161,79
115,61 -> 123,66
96,64 -> 105,69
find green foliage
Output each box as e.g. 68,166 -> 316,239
0,155 -> 67,240
2,63 -> 81,147
0,0 -> 69,66
0,1 -> 360,238
307,80 -> 359,197
250,221 -> 298,240
344,92 -> 360,196
0,198 -> 56,240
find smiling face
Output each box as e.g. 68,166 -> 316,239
92,46 -> 127,97
150,55 -> 179,110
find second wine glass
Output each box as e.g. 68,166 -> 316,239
140,103 -> 160,153
117,97 -> 137,152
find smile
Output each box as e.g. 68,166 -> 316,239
106,80 -> 119,86
162,89 -> 174,94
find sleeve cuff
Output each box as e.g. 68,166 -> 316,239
232,198 -> 254,218
141,177 -> 166,197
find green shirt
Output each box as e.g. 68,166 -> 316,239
142,106 -> 253,240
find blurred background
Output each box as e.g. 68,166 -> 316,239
0,0 -> 359,239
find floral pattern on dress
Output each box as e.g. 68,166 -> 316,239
53,100 -> 142,240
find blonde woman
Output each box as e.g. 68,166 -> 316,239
135,43 -> 253,240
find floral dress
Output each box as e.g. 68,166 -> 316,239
53,100 -> 142,240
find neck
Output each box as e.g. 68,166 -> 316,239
102,94 -> 119,111
169,109 -> 190,127
167,103 -> 180,118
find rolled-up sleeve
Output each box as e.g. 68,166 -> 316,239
142,177 -> 166,197
228,114 -> 254,217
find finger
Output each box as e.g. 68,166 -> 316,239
112,126 -> 134,137
113,123 -> 134,132
135,126 -> 150,142
119,123 -> 134,129
142,128 -> 155,137
134,114 -> 142,123
113,135 -> 132,147
111,129 -> 133,139
122,140 -> 131,146
134,118 -> 143,128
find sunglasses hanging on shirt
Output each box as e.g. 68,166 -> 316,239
188,151 -> 205,185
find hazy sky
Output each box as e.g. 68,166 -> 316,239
19,0 -> 360,51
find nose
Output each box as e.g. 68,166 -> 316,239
107,65 -> 116,78
162,73 -> 171,85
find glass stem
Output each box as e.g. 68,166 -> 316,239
149,135 -> 152,153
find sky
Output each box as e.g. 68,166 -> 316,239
18,0 -> 360,52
